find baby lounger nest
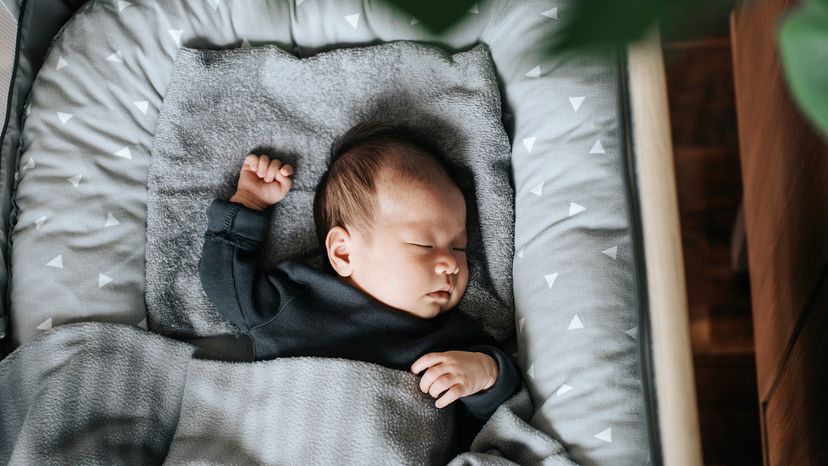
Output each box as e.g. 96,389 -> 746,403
2,0 -> 651,465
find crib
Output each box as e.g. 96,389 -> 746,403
0,1 -> 702,465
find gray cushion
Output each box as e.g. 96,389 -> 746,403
8,0 -> 648,464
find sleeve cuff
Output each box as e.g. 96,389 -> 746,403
206,199 -> 270,243
461,344 -> 523,420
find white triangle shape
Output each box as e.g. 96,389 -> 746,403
114,147 -> 132,159
530,181 -> 544,197
241,38 -> 252,48
518,317 -> 526,335
516,248 -> 524,259
590,139 -> 605,154
107,50 -> 123,63
35,216 -> 47,230
98,273 -> 113,288
542,7 -> 558,19
57,112 -> 73,124
133,100 -> 149,114
626,326 -> 638,339
22,157 -> 35,170
523,136 -> 536,153
117,0 -> 132,12
569,96 -> 585,111
556,384 -> 573,396
568,314 -> 584,330
208,0 -> 220,11
137,317 -> 148,330
410,17 -> 419,26
46,254 -> 63,268
345,13 -> 360,29
527,363 -> 535,378
525,65 -> 541,78
168,29 -> 183,46
68,174 -> 83,187
602,246 -> 618,260
105,212 -> 120,227
56,56 -> 69,70
37,317 -> 52,331
569,202 -> 586,217
544,273 -> 558,288
595,428 -> 612,443
468,2 -> 479,14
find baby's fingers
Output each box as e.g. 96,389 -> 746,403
243,154 -> 260,172
265,159 -> 283,182
435,385 -> 464,409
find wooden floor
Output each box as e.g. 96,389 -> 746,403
662,14 -> 763,466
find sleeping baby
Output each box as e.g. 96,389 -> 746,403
198,121 -> 521,425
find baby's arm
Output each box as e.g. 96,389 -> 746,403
411,346 -> 522,420
198,154 -> 294,333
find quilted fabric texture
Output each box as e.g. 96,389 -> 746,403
7,0 -> 648,464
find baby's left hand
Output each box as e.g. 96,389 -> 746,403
411,351 -> 498,408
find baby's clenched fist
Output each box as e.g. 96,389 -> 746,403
411,350 -> 498,409
231,154 -> 293,210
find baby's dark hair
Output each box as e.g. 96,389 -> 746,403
313,121 -> 461,249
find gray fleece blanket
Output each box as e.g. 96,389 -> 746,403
0,323 -> 575,465
145,41 -> 515,342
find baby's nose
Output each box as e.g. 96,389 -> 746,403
435,258 -> 459,275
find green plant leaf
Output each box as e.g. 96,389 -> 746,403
379,0 -> 479,33
778,0 -> 828,140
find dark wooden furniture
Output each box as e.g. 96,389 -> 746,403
731,0 -> 828,464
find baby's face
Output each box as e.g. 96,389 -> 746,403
337,178 -> 469,319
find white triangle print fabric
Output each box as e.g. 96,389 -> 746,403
46,255 -> 63,268
595,428 -> 613,443
169,29 -> 183,46
34,216 -> 47,230
56,56 -> 68,70
518,317 -> 526,334
569,202 -> 586,216
544,273 -> 558,288
468,3 -> 479,14
590,139 -> 605,154
569,96 -> 584,111
525,65 -> 541,78
523,136 -> 536,152
133,101 -> 149,114
541,7 -> 558,19
98,273 -> 113,288
568,314 -> 584,330
105,213 -> 120,227
67,174 -> 82,187
114,147 -> 133,159
208,0 -> 220,11
107,51 -> 123,63
602,246 -> 618,260
556,383 -> 573,396
36,317 -> 52,331
117,1 -> 132,12
345,13 -> 360,29
57,112 -> 73,124
530,181 -> 543,196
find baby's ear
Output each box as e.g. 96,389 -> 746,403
325,226 -> 353,277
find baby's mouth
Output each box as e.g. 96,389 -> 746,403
427,290 -> 451,301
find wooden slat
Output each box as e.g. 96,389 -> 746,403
628,29 -> 703,466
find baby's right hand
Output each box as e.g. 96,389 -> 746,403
233,154 -> 293,209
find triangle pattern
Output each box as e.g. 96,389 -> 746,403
22,157 -> 35,170
137,317 -> 148,330
208,0 -> 220,11
98,273 -> 113,288
107,51 -> 123,63
37,317 -> 52,331
556,384 -> 573,396
568,314 -> 584,330
169,29 -> 183,46
241,38 -> 252,48
525,65 -> 541,78
68,174 -> 82,187
530,181 -> 543,197
590,139 -> 605,154
105,212 -> 120,227
602,246 -> 618,260
527,363 -> 535,379
46,254 -> 63,268
542,7 -> 558,19
133,100 -> 149,114
468,3 -> 479,14
57,112 -> 73,124
117,0 -> 132,12
35,216 -> 47,230
626,326 -> 638,339
569,202 -> 586,217
523,136 -> 536,153
56,56 -> 68,70
114,147 -> 132,159
518,317 -> 526,335
345,13 -> 360,29
595,428 -> 612,443
569,96 -> 585,111
516,248 -> 524,259
544,272 -> 558,288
